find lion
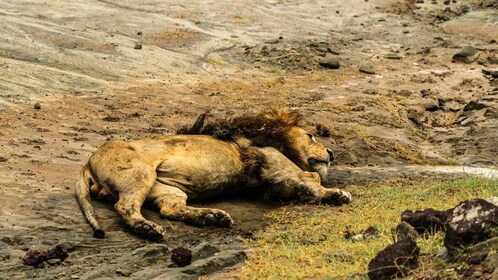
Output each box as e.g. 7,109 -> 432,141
76,108 -> 352,241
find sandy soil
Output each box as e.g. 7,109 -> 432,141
0,0 -> 497,279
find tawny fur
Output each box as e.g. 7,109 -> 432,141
76,108 -> 351,240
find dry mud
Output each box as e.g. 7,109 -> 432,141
0,0 -> 497,279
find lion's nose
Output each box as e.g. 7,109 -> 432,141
327,149 -> 334,162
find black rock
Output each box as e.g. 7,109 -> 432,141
401,208 -> 449,234
171,247 -> 192,267
34,103 -> 41,110
368,237 -> 420,280
463,100 -> 486,111
444,199 -> 498,255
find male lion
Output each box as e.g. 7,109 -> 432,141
76,108 -> 351,241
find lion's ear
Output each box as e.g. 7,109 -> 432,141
265,107 -> 302,126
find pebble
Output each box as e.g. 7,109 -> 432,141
363,89 -> 379,95
487,55 -> 498,64
263,38 -> 280,44
134,43 -> 142,50
116,268 -> 133,277
34,103 -> 41,110
385,53 -> 401,60
359,65 -> 375,74
319,56 -> 340,69
482,68 -> 498,78
46,258 -> 61,265
452,46 -> 479,63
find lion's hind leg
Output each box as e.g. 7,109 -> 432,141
147,182 -> 233,227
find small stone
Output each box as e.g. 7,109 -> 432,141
134,43 -> 142,50
46,258 -> 61,265
71,275 -> 80,279
116,268 -> 133,277
59,241 -> 76,252
46,244 -> 68,261
463,100 -> 486,111
385,53 -> 402,60
482,68 -> 498,78
452,46 -> 479,63
359,65 -> 375,74
319,56 -> 340,69
34,103 -> 41,110
171,247 -> 192,267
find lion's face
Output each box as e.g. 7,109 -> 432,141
287,127 -> 333,183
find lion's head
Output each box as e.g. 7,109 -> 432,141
177,108 -> 334,183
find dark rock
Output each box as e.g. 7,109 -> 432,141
23,250 -> 46,266
452,46 -> 479,63
444,199 -> 498,255
352,105 -> 365,111
401,208 -> 449,234
192,242 -> 220,261
368,237 -> 420,280
482,68 -> 498,78
46,244 -> 68,261
316,124 -> 331,137
34,103 -> 41,110
171,247 -> 192,267
463,100 -> 486,111
359,65 -> 375,74
319,56 -> 340,69
134,43 -> 142,50
393,221 -> 419,241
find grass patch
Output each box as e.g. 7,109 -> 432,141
240,176 -> 497,279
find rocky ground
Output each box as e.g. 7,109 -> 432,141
0,0 -> 497,279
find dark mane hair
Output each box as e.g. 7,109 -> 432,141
177,108 -> 306,168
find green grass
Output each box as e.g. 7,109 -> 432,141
240,176 -> 497,279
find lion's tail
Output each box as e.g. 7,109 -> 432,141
75,163 -> 105,239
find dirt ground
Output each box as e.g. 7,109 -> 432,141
0,0 -> 497,279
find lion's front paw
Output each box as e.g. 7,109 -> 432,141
321,189 -> 352,206
133,220 -> 165,241
202,210 -> 233,228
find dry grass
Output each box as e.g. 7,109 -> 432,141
240,176 -> 497,279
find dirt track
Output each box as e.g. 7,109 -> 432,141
0,0 -> 497,279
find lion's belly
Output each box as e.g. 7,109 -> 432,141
154,139 -> 252,200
